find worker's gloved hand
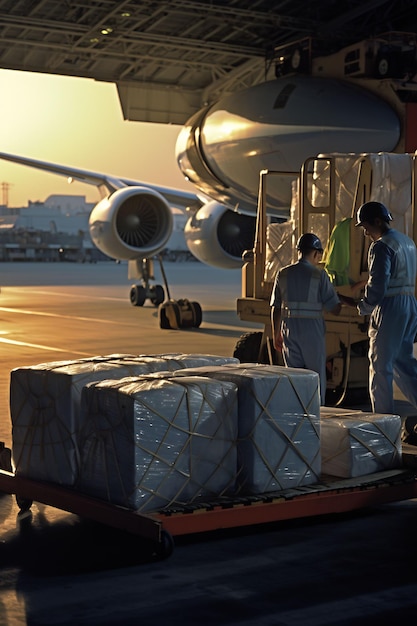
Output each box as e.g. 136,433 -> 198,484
351,279 -> 367,291
337,293 -> 357,307
273,332 -> 283,353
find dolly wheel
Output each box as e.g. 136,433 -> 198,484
191,301 -> 202,327
16,494 -> 33,512
159,304 -> 171,329
154,530 -> 174,559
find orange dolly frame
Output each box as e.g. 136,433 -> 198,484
1,446 -> 417,558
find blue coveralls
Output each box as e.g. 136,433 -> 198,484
358,228 -> 417,414
270,258 -> 340,404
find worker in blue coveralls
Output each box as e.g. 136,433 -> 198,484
354,201 -> 417,414
270,233 -> 342,405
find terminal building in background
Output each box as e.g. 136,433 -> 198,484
0,195 -> 191,262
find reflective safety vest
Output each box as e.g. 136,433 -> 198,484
279,267 -> 323,319
379,230 -> 416,297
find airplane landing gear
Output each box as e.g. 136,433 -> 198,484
130,283 -> 165,306
128,256 -> 202,328
129,257 -> 166,307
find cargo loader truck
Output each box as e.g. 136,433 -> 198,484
234,152 -> 417,405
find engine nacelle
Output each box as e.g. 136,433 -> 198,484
89,186 -> 173,260
184,201 -> 256,269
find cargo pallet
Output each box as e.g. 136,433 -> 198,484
1,444 -> 417,559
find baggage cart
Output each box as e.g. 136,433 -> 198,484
1,443 -> 417,559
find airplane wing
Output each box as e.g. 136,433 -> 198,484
0,149 -> 252,280
0,151 -> 202,212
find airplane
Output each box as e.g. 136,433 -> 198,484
1,33 -> 416,320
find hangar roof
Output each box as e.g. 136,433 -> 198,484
0,0 -> 416,123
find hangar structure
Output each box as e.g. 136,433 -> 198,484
0,0 -> 417,125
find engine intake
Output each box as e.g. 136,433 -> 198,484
184,201 -> 256,269
89,187 -> 173,260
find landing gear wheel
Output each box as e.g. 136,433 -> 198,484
150,284 -> 165,306
130,284 -> 146,306
154,530 -> 174,560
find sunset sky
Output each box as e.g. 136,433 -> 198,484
0,69 -> 192,207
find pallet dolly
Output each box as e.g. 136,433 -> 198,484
1,444 -> 417,559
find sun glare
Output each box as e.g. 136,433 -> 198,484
0,70 -> 188,207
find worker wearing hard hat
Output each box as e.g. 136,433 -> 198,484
270,232 -> 342,405
354,201 -> 417,414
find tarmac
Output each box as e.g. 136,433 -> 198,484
0,261 -> 417,626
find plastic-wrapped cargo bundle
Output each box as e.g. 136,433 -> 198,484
77,375 -> 238,512
320,408 -> 402,478
9,353 -> 238,486
173,363 -> 321,493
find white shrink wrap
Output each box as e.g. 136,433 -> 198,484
9,353 -> 238,486
147,353 -> 240,370
77,376 -> 238,512
320,408 -> 402,478
174,363 -> 321,493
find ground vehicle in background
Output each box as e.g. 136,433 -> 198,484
235,152 -> 417,404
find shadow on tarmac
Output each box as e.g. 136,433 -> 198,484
0,501 -> 161,575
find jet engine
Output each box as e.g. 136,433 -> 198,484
88,186 -> 173,260
184,200 -> 257,269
